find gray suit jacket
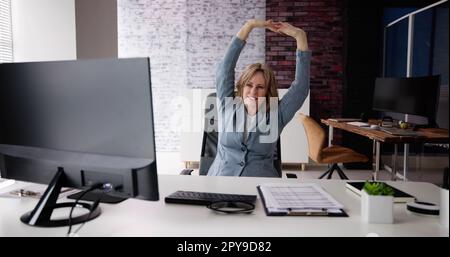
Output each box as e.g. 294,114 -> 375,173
207,36 -> 311,177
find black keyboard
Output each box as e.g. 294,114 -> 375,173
165,190 -> 257,206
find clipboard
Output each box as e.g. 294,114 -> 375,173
257,185 -> 348,217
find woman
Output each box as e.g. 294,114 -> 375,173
207,19 -> 310,177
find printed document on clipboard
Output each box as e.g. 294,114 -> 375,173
257,183 -> 348,217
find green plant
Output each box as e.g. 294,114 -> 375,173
363,181 -> 394,196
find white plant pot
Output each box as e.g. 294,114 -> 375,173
441,188 -> 449,228
361,189 -> 394,224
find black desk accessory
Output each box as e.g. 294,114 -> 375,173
406,201 -> 440,215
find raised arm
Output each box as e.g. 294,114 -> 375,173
216,20 -> 278,101
276,23 -> 311,129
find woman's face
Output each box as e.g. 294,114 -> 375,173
242,72 -> 267,104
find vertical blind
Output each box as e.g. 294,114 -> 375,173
0,0 -> 12,63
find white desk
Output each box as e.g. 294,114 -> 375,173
0,175 -> 448,237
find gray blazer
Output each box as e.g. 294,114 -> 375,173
207,36 -> 311,177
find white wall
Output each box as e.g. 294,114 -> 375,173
11,0 -> 76,62
279,90 -> 310,164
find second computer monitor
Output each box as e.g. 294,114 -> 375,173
373,75 -> 440,123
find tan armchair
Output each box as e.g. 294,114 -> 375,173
299,114 -> 369,179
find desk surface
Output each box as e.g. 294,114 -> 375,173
322,119 -> 449,144
0,175 -> 448,237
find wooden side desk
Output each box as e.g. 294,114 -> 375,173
321,119 -> 449,181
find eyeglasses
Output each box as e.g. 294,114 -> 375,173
207,201 -> 255,214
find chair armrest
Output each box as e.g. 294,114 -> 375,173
180,169 -> 194,175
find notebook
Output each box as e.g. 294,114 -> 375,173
346,121 -> 370,127
257,183 -> 348,217
328,118 -> 361,122
346,181 -> 416,203
380,127 -> 421,136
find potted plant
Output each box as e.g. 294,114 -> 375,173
361,181 -> 394,224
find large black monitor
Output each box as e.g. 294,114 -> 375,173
373,75 -> 440,125
0,58 -> 158,227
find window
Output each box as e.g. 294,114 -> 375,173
0,0 -> 12,63
383,1 -> 449,128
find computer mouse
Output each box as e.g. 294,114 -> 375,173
369,125 -> 380,130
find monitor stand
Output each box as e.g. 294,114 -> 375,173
20,167 -> 101,227
67,190 -> 127,204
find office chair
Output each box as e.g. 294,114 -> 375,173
198,92 -> 219,176
181,92 -> 285,177
299,114 -> 369,180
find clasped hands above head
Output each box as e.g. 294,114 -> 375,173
247,19 -> 305,38
246,19 -> 308,51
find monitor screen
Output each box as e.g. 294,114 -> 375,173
0,58 -> 158,201
372,76 -> 440,119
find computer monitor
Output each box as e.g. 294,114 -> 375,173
372,75 -> 440,126
0,58 -> 159,227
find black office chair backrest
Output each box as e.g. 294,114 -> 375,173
199,92 -> 282,177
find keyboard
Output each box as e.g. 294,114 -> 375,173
380,127 -> 420,136
165,190 -> 257,206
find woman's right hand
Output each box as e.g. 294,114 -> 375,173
238,19 -> 281,41
246,19 -> 266,28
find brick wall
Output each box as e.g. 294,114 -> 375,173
266,0 -> 345,129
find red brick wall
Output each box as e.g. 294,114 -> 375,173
266,0 -> 345,128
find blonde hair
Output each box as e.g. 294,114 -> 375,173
236,63 -> 278,101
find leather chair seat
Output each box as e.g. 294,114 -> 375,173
321,145 -> 369,164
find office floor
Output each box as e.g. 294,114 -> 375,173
157,152 -> 447,187
282,164 -> 446,187
180,164 -> 446,187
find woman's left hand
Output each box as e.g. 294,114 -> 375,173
276,22 -> 305,39
274,22 -> 308,51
